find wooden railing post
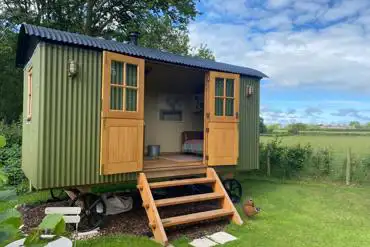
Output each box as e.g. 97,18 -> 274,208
267,144 -> 271,177
346,148 -> 351,185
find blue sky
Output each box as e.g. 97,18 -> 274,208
188,0 -> 370,124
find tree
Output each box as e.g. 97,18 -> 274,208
138,17 -> 215,59
137,15 -> 190,55
1,0 -> 198,40
0,22 -> 22,123
287,123 -> 307,135
0,0 -> 202,122
191,43 -> 215,60
259,116 -> 267,134
267,123 -> 281,134
349,121 -> 361,129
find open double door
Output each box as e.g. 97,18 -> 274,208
100,51 -> 240,175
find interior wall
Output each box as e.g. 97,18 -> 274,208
144,62 -> 205,153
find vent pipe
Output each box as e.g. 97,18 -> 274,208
129,32 -> 139,45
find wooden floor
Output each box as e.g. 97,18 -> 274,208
143,154 -> 205,179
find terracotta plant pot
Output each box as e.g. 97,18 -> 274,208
243,199 -> 261,217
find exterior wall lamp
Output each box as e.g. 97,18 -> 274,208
68,60 -> 78,77
246,85 -> 254,97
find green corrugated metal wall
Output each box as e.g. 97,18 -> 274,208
237,76 -> 260,171
22,45 -> 42,187
29,43 -> 137,189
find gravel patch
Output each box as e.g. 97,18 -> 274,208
19,198 -> 229,242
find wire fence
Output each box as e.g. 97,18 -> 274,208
259,137 -> 370,185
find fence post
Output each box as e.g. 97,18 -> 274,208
346,148 -> 351,185
267,144 -> 271,177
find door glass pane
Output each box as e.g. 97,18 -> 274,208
126,64 -> 137,87
225,98 -> 234,116
110,86 -> 123,110
126,88 -> 137,111
215,98 -> 224,116
215,78 -> 224,96
226,79 -> 234,97
111,61 -> 123,85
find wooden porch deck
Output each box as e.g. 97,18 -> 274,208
143,155 -> 206,179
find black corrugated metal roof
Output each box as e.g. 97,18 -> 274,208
16,24 -> 267,78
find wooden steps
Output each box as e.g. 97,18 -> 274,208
150,177 -> 215,189
155,192 -> 224,207
162,209 -> 233,228
137,168 -> 243,246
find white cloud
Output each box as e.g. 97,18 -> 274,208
293,1 -> 323,13
201,0 -> 248,18
322,0 -> 369,22
254,12 -> 293,30
260,99 -> 370,124
267,0 -> 292,9
190,0 -> 370,93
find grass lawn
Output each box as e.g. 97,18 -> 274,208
2,178 -> 370,246
225,178 -> 370,247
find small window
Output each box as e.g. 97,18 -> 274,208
214,77 -> 235,117
110,61 -> 139,112
159,110 -> 183,121
27,67 -> 33,121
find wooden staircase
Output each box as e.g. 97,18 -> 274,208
137,168 -> 243,246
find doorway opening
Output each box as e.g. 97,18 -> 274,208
143,61 -> 205,168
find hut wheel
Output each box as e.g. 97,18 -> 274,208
222,179 -> 242,203
70,193 -> 106,232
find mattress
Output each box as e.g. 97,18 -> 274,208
182,139 -> 203,155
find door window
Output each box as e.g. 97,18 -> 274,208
214,77 -> 235,117
110,61 -> 139,112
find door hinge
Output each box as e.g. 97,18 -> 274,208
206,113 -> 210,119
236,112 -> 239,119
205,155 -> 209,161
206,128 -> 209,133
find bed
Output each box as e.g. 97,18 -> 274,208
181,131 -> 204,155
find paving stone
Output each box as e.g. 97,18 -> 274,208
189,237 -> 218,247
207,231 -> 237,244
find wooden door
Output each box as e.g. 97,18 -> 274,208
204,71 -> 240,166
100,51 -> 145,175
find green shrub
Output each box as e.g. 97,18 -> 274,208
0,208 -> 22,244
260,138 -> 312,179
260,137 -> 370,183
308,148 -> 332,178
0,120 -> 25,191
0,143 -> 24,186
350,154 -> 370,184
0,120 -> 21,146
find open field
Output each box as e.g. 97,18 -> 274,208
3,178 -> 370,246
